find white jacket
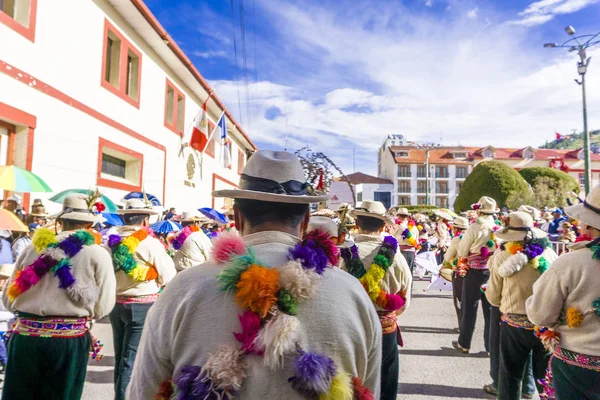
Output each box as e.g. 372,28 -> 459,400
173,231 -> 213,271
458,215 -> 497,257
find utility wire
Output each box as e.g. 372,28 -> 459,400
239,0 -> 252,128
229,0 -> 244,127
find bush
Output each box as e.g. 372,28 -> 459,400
518,167 -> 580,194
454,161 -> 530,212
507,176 -> 571,210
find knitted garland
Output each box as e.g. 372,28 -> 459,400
340,236 -> 406,311
108,229 -> 159,282
7,228 -> 101,303
169,226 -> 200,250
155,229 -> 373,400
498,238 -> 550,278
401,221 -> 420,249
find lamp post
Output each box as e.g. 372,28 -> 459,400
411,142 -> 434,205
545,26 -> 600,195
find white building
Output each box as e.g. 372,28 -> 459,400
0,0 -> 256,213
330,172 -> 394,209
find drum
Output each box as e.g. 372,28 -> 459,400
440,267 -> 453,282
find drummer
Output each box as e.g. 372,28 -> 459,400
443,216 -> 470,329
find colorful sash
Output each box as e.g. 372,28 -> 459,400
116,293 -> 159,304
501,313 -> 536,330
13,316 -> 88,338
540,348 -> 600,399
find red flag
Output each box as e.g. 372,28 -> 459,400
556,132 -> 562,140
190,105 -> 210,153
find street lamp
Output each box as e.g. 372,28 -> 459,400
545,26 -> 600,195
411,142 -> 434,205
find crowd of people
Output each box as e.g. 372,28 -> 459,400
0,149 -> 597,400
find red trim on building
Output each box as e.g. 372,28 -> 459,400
97,137 -> 144,192
0,59 -> 167,204
163,78 -> 185,136
0,101 -> 36,211
0,0 -> 37,42
100,19 -> 143,109
211,173 -> 239,208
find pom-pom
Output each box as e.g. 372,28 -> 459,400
54,264 -> 76,289
94,202 -> 106,212
385,293 -> 406,311
537,257 -> 549,273
72,230 -> 96,246
567,307 -> 584,328
535,327 -> 560,353
278,260 -> 319,300
486,239 -> 495,247
289,351 -> 337,395
170,226 -> 192,250
304,229 -> 340,267
352,376 -> 375,400
32,228 -> 58,253
58,235 -> 84,258
131,228 -> 149,241
107,234 -> 122,248
202,345 -> 247,392
372,254 -> 391,270
6,281 -> 22,301
173,365 -> 202,399
211,233 -> 247,263
145,266 -> 159,281
44,246 -> 67,263
154,380 -> 174,400
216,252 -> 257,292
524,243 -> 544,260
593,297 -> 600,317
289,240 -> 329,275
319,372 -> 353,400
67,280 -> 99,304
498,253 -> 528,278
122,236 -> 140,254
235,265 -> 280,318
254,313 -> 300,369
233,311 -> 262,354
506,242 -> 524,255
18,267 -> 41,289
472,204 -> 481,210
382,235 -> 398,251
277,289 -> 298,315
130,266 -> 150,282
479,246 -> 489,259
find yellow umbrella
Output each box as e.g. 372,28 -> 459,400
0,209 -> 28,232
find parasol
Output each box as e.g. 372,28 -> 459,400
123,192 -> 162,207
151,220 -> 182,234
0,165 -> 52,192
0,209 -> 29,232
49,189 -> 119,213
199,207 -> 228,224
101,213 -> 123,227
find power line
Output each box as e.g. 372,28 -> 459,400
238,0 -> 252,128
229,0 -> 244,127
252,0 -> 258,85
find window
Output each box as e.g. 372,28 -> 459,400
374,192 -> 391,209
457,182 -> 463,194
357,192 -> 363,202
398,165 -> 411,177
417,181 -> 427,193
436,166 -> 448,178
396,151 -> 409,158
101,20 -> 142,108
417,196 -> 427,205
456,166 -> 468,179
436,181 -> 449,194
97,137 -> 143,191
238,149 -> 245,174
453,152 -> 467,159
523,149 -> 534,159
483,149 -> 493,158
417,165 -> 427,178
398,196 -> 410,205
164,79 -> 186,135
398,180 -> 411,193
436,197 -> 449,208
0,0 -> 36,41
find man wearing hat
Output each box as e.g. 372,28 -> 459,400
307,215 -> 339,242
28,198 -> 47,225
443,216 -> 469,328
12,223 -> 39,260
526,185 -> 600,399
171,211 -> 213,272
127,150 -> 382,399
433,209 -> 454,264
109,199 -> 176,400
453,196 -> 499,353
2,193 -> 116,399
5,194 -> 25,222
343,200 -> 412,400
486,212 -> 558,399
393,207 -> 420,276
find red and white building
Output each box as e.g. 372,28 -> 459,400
0,0 -> 257,213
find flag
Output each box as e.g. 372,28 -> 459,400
190,105 -> 210,152
556,132 -> 572,141
215,112 -> 231,168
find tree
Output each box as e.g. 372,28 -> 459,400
506,176 -> 570,210
518,167 -> 579,194
454,161 -> 530,212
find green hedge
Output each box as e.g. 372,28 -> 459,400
518,167 -> 580,193
454,161 -> 530,212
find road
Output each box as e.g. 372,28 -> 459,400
76,278 -> 541,399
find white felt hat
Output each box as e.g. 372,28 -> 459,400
351,200 -> 393,226
308,216 -> 338,238
495,211 -> 547,242
49,194 -> 105,223
117,199 -> 158,215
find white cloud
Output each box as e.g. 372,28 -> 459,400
507,13 -> 554,26
425,0 -> 433,7
208,0 -> 600,175
511,0 -> 600,26
193,50 -> 229,59
467,6 -> 479,19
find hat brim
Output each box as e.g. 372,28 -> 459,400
49,211 -> 105,224
495,227 -> 547,242
565,203 -> 600,230
30,213 -> 48,217
212,189 -> 330,204
117,209 -> 159,216
449,222 -> 468,230
433,210 -> 454,220
351,210 -> 393,226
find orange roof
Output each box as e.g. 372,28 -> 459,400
390,146 -> 472,165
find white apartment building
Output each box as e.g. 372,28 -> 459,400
0,0 -> 256,213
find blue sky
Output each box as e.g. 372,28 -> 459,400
146,0 -> 600,175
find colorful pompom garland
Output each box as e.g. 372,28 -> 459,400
7,228 -> 100,302
156,229 -> 373,400
108,229 -> 159,282
400,221 -> 421,249
340,236 -> 406,312
504,238 -> 551,273
169,226 -> 200,250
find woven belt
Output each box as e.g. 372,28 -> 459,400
13,316 -> 88,338
501,313 -> 536,330
399,245 -> 416,252
377,311 -> 398,335
116,293 -> 159,304
555,347 -> 600,371
467,253 -> 489,269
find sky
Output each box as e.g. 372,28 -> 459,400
145,0 -> 600,176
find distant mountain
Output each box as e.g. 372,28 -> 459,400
540,130 -> 600,150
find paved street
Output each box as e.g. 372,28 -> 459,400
80,278 -> 540,400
